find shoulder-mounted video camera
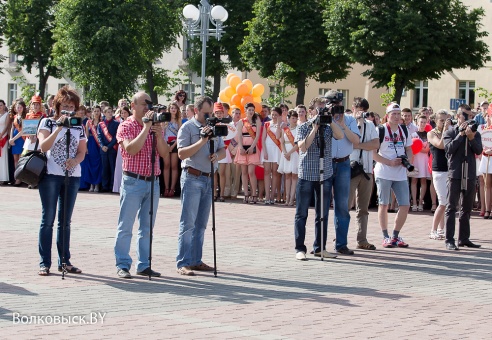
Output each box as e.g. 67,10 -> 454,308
316,92 -> 345,125
57,110 -> 82,127
200,116 -> 232,138
145,100 -> 171,124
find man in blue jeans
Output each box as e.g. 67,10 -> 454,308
294,96 -> 344,260
176,96 -> 226,276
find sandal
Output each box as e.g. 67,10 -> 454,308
58,265 -> 82,274
431,204 -> 437,213
417,204 -> 423,212
357,242 -> 376,250
484,211 -> 491,219
38,267 -> 50,276
168,189 -> 175,198
243,195 -> 249,204
250,196 -> 258,204
218,196 -> 225,202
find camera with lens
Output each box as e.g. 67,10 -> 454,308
398,155 -> 415,172
58,110 -> 82,127
315,92 -> 345,125
145,100 -> 171,123
458,119 -> 478,133
200,116 -> 232,138
448,119 -> 458,126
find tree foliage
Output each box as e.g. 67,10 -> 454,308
240,0 -> 350,105
53,0 -> 182,104
0,2 -> 7,71
4,0 -> 60,97
324,0 -> 490,104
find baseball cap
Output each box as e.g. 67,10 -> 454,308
386,103 -> 401,114
480,101 -> 489,106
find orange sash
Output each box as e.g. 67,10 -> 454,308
99,120 -> 118,150
88,120 -> 101,148
243,118 -> 256,140
265,122 -> 281,150
284,126 -> 298,153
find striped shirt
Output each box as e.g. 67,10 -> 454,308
295,121 -> 333,181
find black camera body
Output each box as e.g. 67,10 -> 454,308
398,155 -> 415,172
459,119 -> 478,133
58,110 -> 82,127
316,105 -> 345,125
145,100 -> 171,123
325,91 -> 344,103
200,116 -> 232,138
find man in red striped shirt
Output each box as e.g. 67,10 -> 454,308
114,92 -> 170,279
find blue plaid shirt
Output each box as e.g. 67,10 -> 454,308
295,121 -> 333,181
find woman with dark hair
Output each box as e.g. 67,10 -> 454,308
82,106 -> 103,192
162,102 -> 182,197
261,106 -> 282,204
174,90 -> 187,114
0,99 -> 11,183
37,86 -> 87,276
9,100 -> 27,186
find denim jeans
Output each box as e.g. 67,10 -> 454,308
38,174 -> 80,268
114,174 -> 159,272
332,159 -> 351,250
294,177 -> 333,253
176,171 -> 212,268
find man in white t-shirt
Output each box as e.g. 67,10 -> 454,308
373,103 -> 413,248
349,98 -> 380,250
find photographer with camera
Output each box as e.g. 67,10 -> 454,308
114,92 -> 170,279
373,103 -> 413,248
294,96 -> 344,261
36,86 -> 87,276
348,98 -> 379,250
443,104 -> 482,250
176,96 -> 226,276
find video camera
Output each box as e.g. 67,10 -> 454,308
200,116 -> 232,138
145,100 -> 171,123
58,110 -> 82,127
316,92 -> 345,125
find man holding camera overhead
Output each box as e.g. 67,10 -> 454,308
176,96 -> 226,276
114,92 -> 170,279
443,104 -> 482,250
373,103 -> 413,248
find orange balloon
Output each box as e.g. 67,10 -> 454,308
226,73 -> 235,83
240,107 -> 246,119
242,79 -> 253,92
254,102 -> 262,113
219,91 -> 230,103
229,75 -> 241,89
252,83 -> 265,97
236,83 -> 249,96
253,96 -> 262,103
240,95 -> 254,107
224,86 -> 235,99
231,94 -> 242,107
230,105 -> 238,111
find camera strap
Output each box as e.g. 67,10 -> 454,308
358,122 -> 366,162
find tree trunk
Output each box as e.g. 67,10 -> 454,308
146,63 -> 158,104
393,76 -> 406,105
295,71 -> 306,106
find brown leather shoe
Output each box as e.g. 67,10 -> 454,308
176,266 -> 195,276
190,262 -> 214,271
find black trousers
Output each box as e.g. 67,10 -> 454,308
445,178 -> 475,243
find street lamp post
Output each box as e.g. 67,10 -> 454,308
182,1 -> 228,96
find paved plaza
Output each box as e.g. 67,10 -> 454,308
0,185 -> 491,339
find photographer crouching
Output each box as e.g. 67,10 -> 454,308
373,103 -> 413,248
443,104 -> 482,250
176,96 -> 226,276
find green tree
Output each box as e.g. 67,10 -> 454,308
240,0 -> 350,105
0,2 -> 7,70
53,0 -> 181,104
182,0 -> 254,100
4,0 -> 60,98
324,0 -> 490,104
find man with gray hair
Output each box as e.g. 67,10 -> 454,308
176,96 -> 226,276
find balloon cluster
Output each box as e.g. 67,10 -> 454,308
219,73 -> 265,118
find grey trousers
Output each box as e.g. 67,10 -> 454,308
349,173 -> 373,244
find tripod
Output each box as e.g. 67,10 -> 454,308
61,127 -> 71,279
458,135 -> 470,249
318,124 -> 326,261
147,130 -> 157,280
209,138 -> 218,277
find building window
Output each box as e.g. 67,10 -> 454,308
318,88 -> 330,97
58,83 -> 68,89
8,84 -> 18,106
413,81 -> 428,108
9,53 -> 18,63
458,81 -> 475,107
183,83 -> 196,103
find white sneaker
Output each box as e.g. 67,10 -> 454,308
429,231 -> 440,240
295,252 -> 307,261
313,250 -> 337,259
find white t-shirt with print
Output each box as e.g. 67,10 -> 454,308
350,120 -> 378,174
374,124 -> 413,181
38,118 -> 87,177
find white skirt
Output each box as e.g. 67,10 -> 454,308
479,155 -> 492,174
412,152 -> 431,178
261,137 -> 281,163
277,143 -> 299,174
218,148 -> 232,164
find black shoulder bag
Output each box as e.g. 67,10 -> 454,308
350,122 -> 370,180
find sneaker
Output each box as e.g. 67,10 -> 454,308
382,237 -> 395,248
437,229 -> 445,238
429,231 -> 440,240
296,251 -> 307,261
136,267 -> 161,277
313,250 -> 338,259
391,236 -> 409,248
117,268 -> 132,279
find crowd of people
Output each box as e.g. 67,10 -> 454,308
0,87 -> 490,277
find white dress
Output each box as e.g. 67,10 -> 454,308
261,122 -> 281,163
277,126 -> 299,174
412,131 -> 431,178
478,125 -> 492,174
0,113 -> 9,181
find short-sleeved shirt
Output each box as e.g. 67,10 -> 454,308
116,116 -> 163,176
178,117 -> 225,173
374,123 -> 413,181
38,118 -> 86,177
331,114 -> 360,158
350,120 -> 378,174
295,120 -> 333,181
